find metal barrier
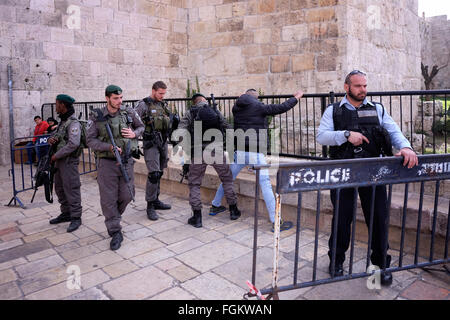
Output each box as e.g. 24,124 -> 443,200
247,154 -> 450,300
7,135 -> 97,209
41,90 -> 450,159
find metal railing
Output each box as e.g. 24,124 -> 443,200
246,154 -> 450,300
7,135 -> 97,209
41,90 -> 449,159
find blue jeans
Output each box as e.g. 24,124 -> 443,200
26,136 -> 49,163
212,150 -> 276,222
26,142 -> 35,163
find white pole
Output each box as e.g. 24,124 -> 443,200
272,193 -> 282,296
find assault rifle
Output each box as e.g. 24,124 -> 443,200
31,144 -> 56,203
104,119 -> 135,202
142,115 -> 165,153
179,163 -> 190,183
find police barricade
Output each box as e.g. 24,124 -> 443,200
246,154 -> 450,300
7,135 -> 97,209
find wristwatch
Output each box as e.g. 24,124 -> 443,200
344,130 -> 350,140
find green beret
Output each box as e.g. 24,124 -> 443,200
105,85 -> 122,95
191,93 -> 206,101
56,94 -> 75,104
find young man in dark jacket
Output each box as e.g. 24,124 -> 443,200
210,88 -> 303,232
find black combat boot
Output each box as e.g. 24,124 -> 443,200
67,218 -> 81,233
110,231 -> 123,251
147,201 -> 159,221
152,198 -> 171,210
374,255 -> 393,286
49,213 -> 71,225
188,210 -> 202,228
229,204 -> 241,220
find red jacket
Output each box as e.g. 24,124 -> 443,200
33,121 -> 49,143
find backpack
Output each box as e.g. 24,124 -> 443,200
78,119 -> 88,149
191,105 -> 222,134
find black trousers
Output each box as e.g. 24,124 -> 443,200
328,186 -> 391,268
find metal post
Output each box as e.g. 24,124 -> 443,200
251,168 -> 260,286
293,192 -> 302,284
329,91 -> 335,104
271,193 -> 282,300
320,96 -> 328,158
415,182 -> 425,265
8,65 -> 14,143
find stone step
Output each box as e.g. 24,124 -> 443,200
82,150 -> 449,240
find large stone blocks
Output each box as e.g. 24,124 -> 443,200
0,0 -> 424,167
270,55 -> 290,73
246,56 -> 269,74
292,53 -> 315,72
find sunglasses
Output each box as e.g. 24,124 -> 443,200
347,70 -> 366,76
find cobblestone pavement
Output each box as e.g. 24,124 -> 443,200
0,165 -> 448,300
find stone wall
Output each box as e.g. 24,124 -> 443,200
421,15 -> 450,89
187,0 -> 421,95
344,0 -> 421,91
0,0 -> 189,165
0,0 -> 424,166
187,0 -> 346,96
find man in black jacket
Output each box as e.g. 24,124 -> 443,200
209,88 -> 303,232
178,93 -> 241,228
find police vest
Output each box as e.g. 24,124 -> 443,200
187,104 -> 225,156
142,98 -> 171,133
189,104 -> 223,136
54,116 -> 87,157
329,101 -> 392,159
95,108 -> 139,159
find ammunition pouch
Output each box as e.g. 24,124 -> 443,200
143,130 -> 164,152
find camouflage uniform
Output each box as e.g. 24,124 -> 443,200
86,105 -> 144,236
135,97 -> 172,220
52,114 -> 82,224
178,99 -> 241,227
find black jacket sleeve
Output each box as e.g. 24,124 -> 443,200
261,97 -> 298,116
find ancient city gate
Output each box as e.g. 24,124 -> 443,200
246,154 -> 450,300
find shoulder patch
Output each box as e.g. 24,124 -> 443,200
71,126 -> 79,135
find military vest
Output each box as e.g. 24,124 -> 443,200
54,116 -> 86,157
142,98 -> 171,133
329,102 -> 392,159
95,108 -> 139,159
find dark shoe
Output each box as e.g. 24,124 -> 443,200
110,232 -> 123,251
49,214 -> 71,224
67,219 -> 81,233
329,262 -> 344,277
229,204 -> 241,220
25,161 -> 32,165
147,202 -> 159,221
380,271 -> 393,286
271,220 -> 294,232
188,210 -> 202,228
209,205 -> 226,216
153,199 -> 171,210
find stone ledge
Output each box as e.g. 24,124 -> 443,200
82,150 -> 449,238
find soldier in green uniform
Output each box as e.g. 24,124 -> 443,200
48,94 -> 83,233
135,81 -> 172,221
86,85 -> 144,250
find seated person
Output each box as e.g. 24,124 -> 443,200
26,116 -> 49,164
